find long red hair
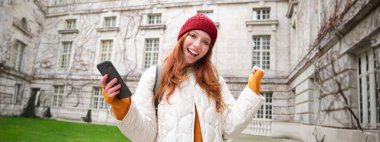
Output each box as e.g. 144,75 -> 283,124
153,32 -> 225,112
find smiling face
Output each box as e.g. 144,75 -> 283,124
183,30 -> 211,65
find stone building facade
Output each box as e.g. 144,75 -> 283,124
279,0 -> 380,142
0,0 -> 46,116
0,0 -> 379,142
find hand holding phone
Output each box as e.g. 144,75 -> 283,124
97,61 -> 132,99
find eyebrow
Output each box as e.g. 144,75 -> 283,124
191,31 -> 211,42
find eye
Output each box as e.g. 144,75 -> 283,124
189,33 -> 196,38
203,41 -> 210,46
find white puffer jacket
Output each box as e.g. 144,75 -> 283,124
115,66 -> 265,142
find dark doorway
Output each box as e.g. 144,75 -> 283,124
21,88 -> 40,117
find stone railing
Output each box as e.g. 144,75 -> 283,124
49,106 -> 111,122
50,106 -> 88,120
242,119 -> 272,135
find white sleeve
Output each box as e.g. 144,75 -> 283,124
116,66 -> 157,142
220,76 -> 265,136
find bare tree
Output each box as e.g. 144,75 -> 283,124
62,13 -> 100,108
120,13 -> 143,80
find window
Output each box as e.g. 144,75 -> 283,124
59,42 -> 72,70
252,36 -> 270,69
65,19 -> 76,29
12,41 -> 25,71
52,85 -> 64,107
256,92 -> 272,119
357,48 -> 379,128
198,10 -> 214,21
92,87 -> 108,109
147,14 -> 161,25
55,0 -> 64,5
21,18 -> 28,30
104,16 -> 116,27
253,8 -> 270,20
144,39 -> 159,68
99,40 -> 113,62
13,84 -> 22,104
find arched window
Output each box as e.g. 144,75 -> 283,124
21,18 -> 28,30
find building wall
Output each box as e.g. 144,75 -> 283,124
1,0 -> 379,141
0,0 -> 46,116
39,0 -> 290,77
283,0 -> 380,141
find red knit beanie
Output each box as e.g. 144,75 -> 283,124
177,13 -> 218,48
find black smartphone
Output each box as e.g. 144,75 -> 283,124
97,61 -> 132,99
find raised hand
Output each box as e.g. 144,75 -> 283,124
101,74 -> 131,120
248,66 -> 265,95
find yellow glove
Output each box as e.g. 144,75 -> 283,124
248,66 -> 264,95
102,87 -> 131,120
101,74 -> 131,120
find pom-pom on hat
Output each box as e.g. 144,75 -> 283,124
177,13 -> 218,48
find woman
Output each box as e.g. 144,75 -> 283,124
101,13 -> 265,142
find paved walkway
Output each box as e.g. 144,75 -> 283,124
226,134 -> 302,142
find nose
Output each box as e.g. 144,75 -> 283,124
192,38 -> 201,49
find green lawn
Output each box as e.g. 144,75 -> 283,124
0,117 -> 131,142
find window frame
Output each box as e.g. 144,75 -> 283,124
252,35 -> 271,70
99,40 -> 113,63
147,13 -> 162,25
357,48 -> 379,128
255,92 -> 273,119
103,16 -> 116,27
59,41 -> 72,71
55,0 -> 64,5
12,41 -> 25,71
143,38 -> 159,69
92,87 -> 109,110
65,19 -> 76,30
52,85 -> 64,107
252,8 -> 271,20
13,83 -> 22,105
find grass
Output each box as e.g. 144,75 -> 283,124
0,117 -> 131,142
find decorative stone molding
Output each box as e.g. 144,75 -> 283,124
245,20 -> 279,31
139,24 -> 166,30
245,20 -> 279,26
58,29 -> 79,34
96,27 -> 120,32
286,0 -> 298,18
13,20 -> 33,37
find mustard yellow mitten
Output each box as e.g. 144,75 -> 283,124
248,69 -> 264,95
102,87 -> 131,120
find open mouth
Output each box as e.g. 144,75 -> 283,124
187,48 -> 199,56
